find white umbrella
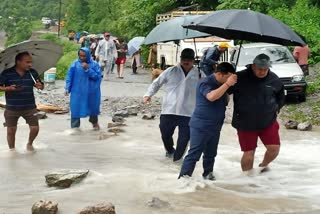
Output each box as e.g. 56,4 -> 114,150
128,36 -> 145,56
0,40 -> 63,74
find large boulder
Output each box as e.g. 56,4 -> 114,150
114,110 -> 129,118
123,105 -> 139,116
284,120 -> 298,129
112,116 -> 125,123
45,169 -> 89,188
297,121 -> 312,131
31,200 -> 58,214
107,122 -> 126,128
78,202 -> 116,214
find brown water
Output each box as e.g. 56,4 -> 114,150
0,113 -> 319,214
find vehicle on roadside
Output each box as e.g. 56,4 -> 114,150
230,42 -> 307,102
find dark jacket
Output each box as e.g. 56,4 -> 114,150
231,65 -> 285,131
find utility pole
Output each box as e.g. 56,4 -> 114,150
58,0 -> 62,37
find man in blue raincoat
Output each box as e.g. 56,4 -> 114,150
65,47 -> 102,130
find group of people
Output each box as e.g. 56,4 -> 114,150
144,47 -> 285,179
0,39 -> 294,180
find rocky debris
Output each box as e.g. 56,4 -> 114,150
107,122 -> 126,128
113,110 -> 129,118
78,202 -> 116,214
45,169 -> 89,188
108,127 -> 125,135
112,116 -> 125,123
285,120 -> 299,129
31,200 -> 58,214
297,121 -> 312,131
142,113 -> 156,120
123,105 -> 139,116
36,111 -> 47,120
147,197 -> 170,209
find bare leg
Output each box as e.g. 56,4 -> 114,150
117,64 -> 120,77
259,145 -> 280,168
120,64 -> 124,77
27,126 -> 39,151
241,150 -> 255,171
7,126 -> 17,149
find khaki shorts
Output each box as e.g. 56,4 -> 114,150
4,108 -> 39,127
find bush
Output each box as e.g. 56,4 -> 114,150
38,33 -> 79,79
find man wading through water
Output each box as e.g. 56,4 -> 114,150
143,48 -> 200,161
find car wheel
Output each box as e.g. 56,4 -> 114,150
298,94 -> 306,102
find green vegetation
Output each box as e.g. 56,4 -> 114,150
280,98 -> 320,125
38,33 -> 79,79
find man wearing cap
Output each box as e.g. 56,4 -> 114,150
95,32 -> 117,80
143,48 -> 200,161
231,53 -> 285,174
200,42 -> 230,76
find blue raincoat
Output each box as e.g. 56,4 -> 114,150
65,47 -> 102,118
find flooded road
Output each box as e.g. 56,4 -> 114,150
0,74 -> 319,213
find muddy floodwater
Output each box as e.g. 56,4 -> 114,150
0,72 -> 319,214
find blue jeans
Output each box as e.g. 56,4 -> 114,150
71,116 -> 98,128
179,127 -> 220,178
159,115 -> 190,161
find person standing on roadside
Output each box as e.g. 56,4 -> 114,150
115,38 -> 128,79
95,32 -> 117,80
231,53 -> 285,174
65,47 -> 102,130
143,48 -> 200,162
293,43 -> 310,76
179,62 -> 237,180
0,52 -> 44,151
200,42 -> 230,76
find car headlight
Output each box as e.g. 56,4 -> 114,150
292,75 -> 304,82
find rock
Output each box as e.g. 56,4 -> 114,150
124,105 -> 139,116
114,110 -> 129,117
147,197 -> 170,209
54,109 -> 69,114
112,116 -> 125,123
36,111 -> 47,120
142,113 -> 155,120
285,120 -> 299,129
108,127 -> 125,135
107,122 -> 126,128
78,202 -> 116,214
32,200 -> 58,214
297,121 -> 312,131
45,169 -> 89,188
99,132 -> 113,140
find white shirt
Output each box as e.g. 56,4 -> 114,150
144,64 -> 200,117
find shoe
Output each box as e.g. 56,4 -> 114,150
203,172 -> 216,181
165,150 -> 175,158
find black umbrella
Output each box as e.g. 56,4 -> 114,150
183,9 -> 305,46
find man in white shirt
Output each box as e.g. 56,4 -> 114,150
95,32 -> 117,80
143,48 -> 200,161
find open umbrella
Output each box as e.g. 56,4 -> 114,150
128,36 -> 145,56
0,40 -> 63,75
184,9 -> 305,65
143,15 -> 210,45
184,9 -> 305,46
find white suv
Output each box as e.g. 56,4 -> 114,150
230,43 -> 307,102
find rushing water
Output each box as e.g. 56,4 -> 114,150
0,112 -> 319,214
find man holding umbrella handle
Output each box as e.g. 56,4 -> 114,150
0,52 -> 44,151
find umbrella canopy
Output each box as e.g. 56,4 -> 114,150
0,40 -> 63,74
128,36 -> 145,56
143,15 -> 210,45
184,9 -> 305,46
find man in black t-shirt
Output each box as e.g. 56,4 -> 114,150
0,52 -> 44,151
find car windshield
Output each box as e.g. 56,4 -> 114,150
237,46 -> 296,66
